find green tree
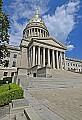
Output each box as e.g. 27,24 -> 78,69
0,0 -> 10,60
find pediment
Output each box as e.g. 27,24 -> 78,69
34,37 -> 66,49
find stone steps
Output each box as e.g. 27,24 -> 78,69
20,76 -> 82,89
18,69 -> 82,89
24,107 -> 42,120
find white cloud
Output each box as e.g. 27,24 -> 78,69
10,21 -> 26,45
43,0 -> 80,46
9,0 -> 50,20
67,45 -> 75,51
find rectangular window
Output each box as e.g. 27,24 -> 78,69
13,54 -> 17,58
12,61 -> 16,67
11,72 -> 14,77
3,72 -> 8,76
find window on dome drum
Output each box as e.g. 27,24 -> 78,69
13,54 -> 17,58
32,28 -> 34,32
44,31 -> 45,37
3,72 -> 8,76
12,61 -> 16,67
38,29 -> 40,32
73,64 -> 75,66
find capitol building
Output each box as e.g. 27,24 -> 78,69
0,9 -> 82,79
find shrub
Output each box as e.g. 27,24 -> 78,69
0,84 -> 9,92
0,83 -> 24,106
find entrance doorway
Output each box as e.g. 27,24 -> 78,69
33,73 -> 36,77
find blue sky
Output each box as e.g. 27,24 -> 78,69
3,0 -> 82,60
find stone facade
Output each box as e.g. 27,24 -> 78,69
0,9 -> 82,79
66,58 -> 82,73
0,45 -> 20,80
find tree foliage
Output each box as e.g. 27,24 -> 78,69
0,0 -> 10,60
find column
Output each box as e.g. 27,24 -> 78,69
52,50 -> 55,69
36,48 -> 38,65
28,29 -> 30,36
43,48 -> 45,67
42,30 -> 43,37
40,49 -> 42,65
48,49 -> 50,67
31,47 -> 32,67
46,32 -> 47,37
29,29 -> 31,36
64,52 -> 66,70
37,29 -> 39,36
40,29 -> 41,37
38,46 -> 40,65
56,50 -> 59,69
60,52 -> 63,70
29,48 -> 31,67
32,46 -> 35,66
35,28 -> 37,36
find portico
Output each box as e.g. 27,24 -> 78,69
28,41 -> 66,70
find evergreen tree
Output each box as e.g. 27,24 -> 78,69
0,0 -> 10,61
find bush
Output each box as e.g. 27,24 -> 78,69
0,84 -> 9,92
0,83 -> 24,106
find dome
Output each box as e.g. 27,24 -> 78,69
23,9 -> 49,39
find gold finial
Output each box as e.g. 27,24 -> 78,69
35,8 -> 39,18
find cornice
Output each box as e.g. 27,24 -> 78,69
66,57 -> 82,63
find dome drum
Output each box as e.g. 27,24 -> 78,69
23,27 -> 49,38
